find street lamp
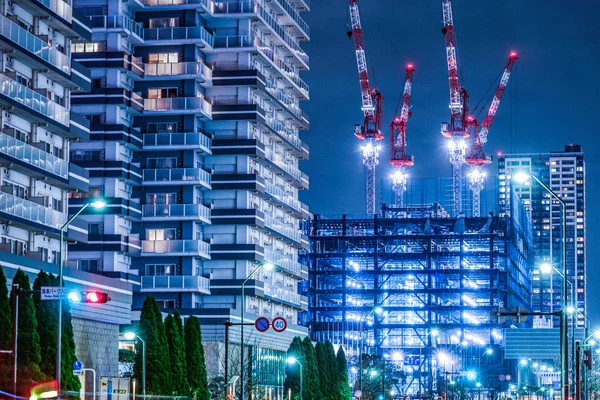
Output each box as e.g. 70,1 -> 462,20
240,262 -> 273,400
57,199 -> 106,395
123,332 -> 146,397
513,171 -> 568,399
287,357 -> 303,400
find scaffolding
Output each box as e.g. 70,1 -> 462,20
303,199 -> 533,397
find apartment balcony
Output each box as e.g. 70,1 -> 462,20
90,124 -> 143,150
264,215 -> 302,244
0,192 -> 66,231
263,282 -> 302,307
264,181 -> 302,213
142,132 -> 211,153
143,0 -> 207,9
142,168 -> 211,189
264,83 -> 304,122
13,0 -> 92,40
141,240 -> 210,259
143,26 -> 214,47
0,132 -> 68,180
141,275 -> 210,294
71,87 -> 143,113
270,0 -> 310,39
264,118 -> 308,158
0,73 -> 69,128
142,204 -> 211,224
71,234 -> 141,254
264,248 -> 307,279
88,16 -> 144,43
143,97 -> 212,117
74,52 -> 143,79
264,148 -> 305,185
144,61 -> 212,83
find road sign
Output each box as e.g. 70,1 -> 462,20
73,370 -> 84,376
499,375 -> 505,381
272,317 -> 287,333
505,374 -> 511,381
490,307 -> 508,324
403,355 -> 421,367
73,361 -> 83,370
354,390 -> 363,398
41,286 -> 69,300
255,317 -> 270,332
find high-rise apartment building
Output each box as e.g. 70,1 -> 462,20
0,0 -> 135,378
498,145 -> 586,327
71,0 -> 310,393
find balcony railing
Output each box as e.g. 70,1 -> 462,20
0,74 -> 69,126
265,118 -> 301,150
272,0 -> 310,37
144,0 -> 207,5
141,275 -> 210,294
143,168 -> 211,187
36,0 -> 72,22
263,282 -> 301,305
143,132 -> 211,150
144,97 -> 212,115
264,181 -> 301,212
0,14 -> 70,73
143,26 -> 214,47
141,239 -> 210,257
88,15 -> 144,39
265,148 -> 302,182
264,248 -> 306,277
265,83 -> 302,119
0,133 -> 68,178
0,192 -> 66,230
264,215 -> 301,243
144,61 -> 212,80
142,204 -> 211,222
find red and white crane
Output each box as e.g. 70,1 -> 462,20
348,0 -> 384,214
389,64 -> 415,206
465,51 -> 518,216
441,0 -> 469,217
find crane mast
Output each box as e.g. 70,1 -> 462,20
465,52 -> 518,217
348,0 -> 384,214
441,0 -> 468,217
389,64 -> 415,207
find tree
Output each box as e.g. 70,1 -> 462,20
11,269 -> 44,388
135,296 -> 172,395
284,336 -> 304,400
208,376 -> 226,400
184,315 -> 209,399
164,313 -> 189,396
336,347 -> 352,400
33,271 -> 57,378
0,267 -> 11,350
316,342 -> 334,400
302,337 -> 321,400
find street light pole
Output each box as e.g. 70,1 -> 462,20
240,263 -> 273,400
286,357 -> 303,400
124,332 -> 146,397
514,172 -> 568,400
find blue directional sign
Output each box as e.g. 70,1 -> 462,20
73,361 -> 83,370
403,355 -> 421,367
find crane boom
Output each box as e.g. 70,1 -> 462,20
478,51 -> 519,144
390,64 -> 415,167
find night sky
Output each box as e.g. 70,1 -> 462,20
298,1 -> 600,322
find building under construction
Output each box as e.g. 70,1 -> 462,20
303,196 -> 533,397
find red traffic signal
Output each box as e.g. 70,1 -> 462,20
67,291 -> 110,304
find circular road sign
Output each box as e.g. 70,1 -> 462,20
73,361 -> 84,370
499,375 -> 505,381
505,375 -> 511,381
354,390 -> 362,398
272,317 -> 288,333
255,316 -> 270,332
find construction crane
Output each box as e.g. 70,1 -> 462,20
440,0 -> 469,217
389,64 -> 415,207
348,0 -> 384,215
465,52 -> 519,217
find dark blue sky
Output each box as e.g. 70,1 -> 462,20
299,1 -> 600,323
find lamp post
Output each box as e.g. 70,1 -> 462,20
513,172 -> 568,400
124,332 -> 146,397
360,305 -> 383,394
240,262 -> 273,400
286,357 -> 303,400
57,199 -> 106,396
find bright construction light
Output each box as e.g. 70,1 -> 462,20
437,352 -> 450,364
539,263 -> 552,274
519,359 -> 528,365
374,306 -> 383,315
369,370 -> 378,377
124,332 -> 136,340
476,382 -> 482,388
512,171 -> 530,183
430,328 -> 440,337
391,351 -> 403,362
467,371 -> 476,380
90,199 -> 107,209
485,348 -> 494,355
286,357 -> 298,365
533,362 -> 539,368
263,263 -> 274,271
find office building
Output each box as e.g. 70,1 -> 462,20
498,145 -> 585,327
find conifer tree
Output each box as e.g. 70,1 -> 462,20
0,267 -> 11,350
165,313 -> 189,396
302,337 -> 321,400
33,271 -> 57,377
336,347 -> 352,400
284,336 -> 304,399
184,315 -> 209,399
324,341 -> 339,400
135,296 -> 172,394
316,342 -> 334,400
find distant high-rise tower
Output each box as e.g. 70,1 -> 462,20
498,145 -> 586,327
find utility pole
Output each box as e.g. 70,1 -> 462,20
12,284 -> 18,397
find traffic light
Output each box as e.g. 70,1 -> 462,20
67,290 -> 110,303
584,349 -> 593,370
